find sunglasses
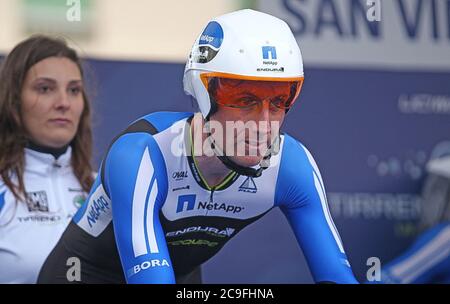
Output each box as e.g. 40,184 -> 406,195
200,73 -> 304,110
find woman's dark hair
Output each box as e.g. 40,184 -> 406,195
0,35 -> 94,200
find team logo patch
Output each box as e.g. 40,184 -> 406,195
194,21 -> 223,63
238,177 -> 257,193
258,45 -> 284,72
176,194 -> 196,213
26,191 -> 49,212
73,194 -> 87,209
262,46 -> 277,60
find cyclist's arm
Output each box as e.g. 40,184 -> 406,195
103,132 -> 175,283
275,137 -> 358,283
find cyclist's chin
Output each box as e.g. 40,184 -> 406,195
228,155 -> 262,168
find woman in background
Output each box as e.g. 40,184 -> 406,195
0,35 -> 94,283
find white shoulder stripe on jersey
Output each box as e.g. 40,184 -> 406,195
132,147 -> 156,257
390,225 -> 450,283
146,180 -> 159,254
313,173 -> 345,253
300,143 -> 344,253
314,172 -> 343,249
302,144 -> 325,189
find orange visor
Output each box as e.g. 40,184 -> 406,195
200,73 -> 304,110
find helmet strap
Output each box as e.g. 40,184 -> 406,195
204,116 -> 280,178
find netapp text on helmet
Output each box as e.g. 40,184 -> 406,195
263,60 -> 278,65
200,35 -> 214,44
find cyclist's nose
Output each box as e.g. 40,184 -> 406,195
254,100 -> 271,132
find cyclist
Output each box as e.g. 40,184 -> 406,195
38,9 -> 357,284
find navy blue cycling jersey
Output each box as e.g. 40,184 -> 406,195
38,111 -> 357,284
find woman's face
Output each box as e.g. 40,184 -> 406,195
20,57 -> 84,148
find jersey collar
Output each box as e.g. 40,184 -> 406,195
24,146 -> 72,175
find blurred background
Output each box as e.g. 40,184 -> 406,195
1,0 -> 449,283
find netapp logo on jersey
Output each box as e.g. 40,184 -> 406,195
198,201 -> 244,214
176,194 -> 245,214
166,226 -> 235,238
87,195 -> 110,227
128,259 -> 170,277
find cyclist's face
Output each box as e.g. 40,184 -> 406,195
20,57 -> 84,148
209,81 -> 287,167
210,78 -> 298,110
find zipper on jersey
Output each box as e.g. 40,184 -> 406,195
209,187 -> 215,203
50,160 -> 67,216
207,187 -> 216,216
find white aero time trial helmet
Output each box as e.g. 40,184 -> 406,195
183,9 -> 304,119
